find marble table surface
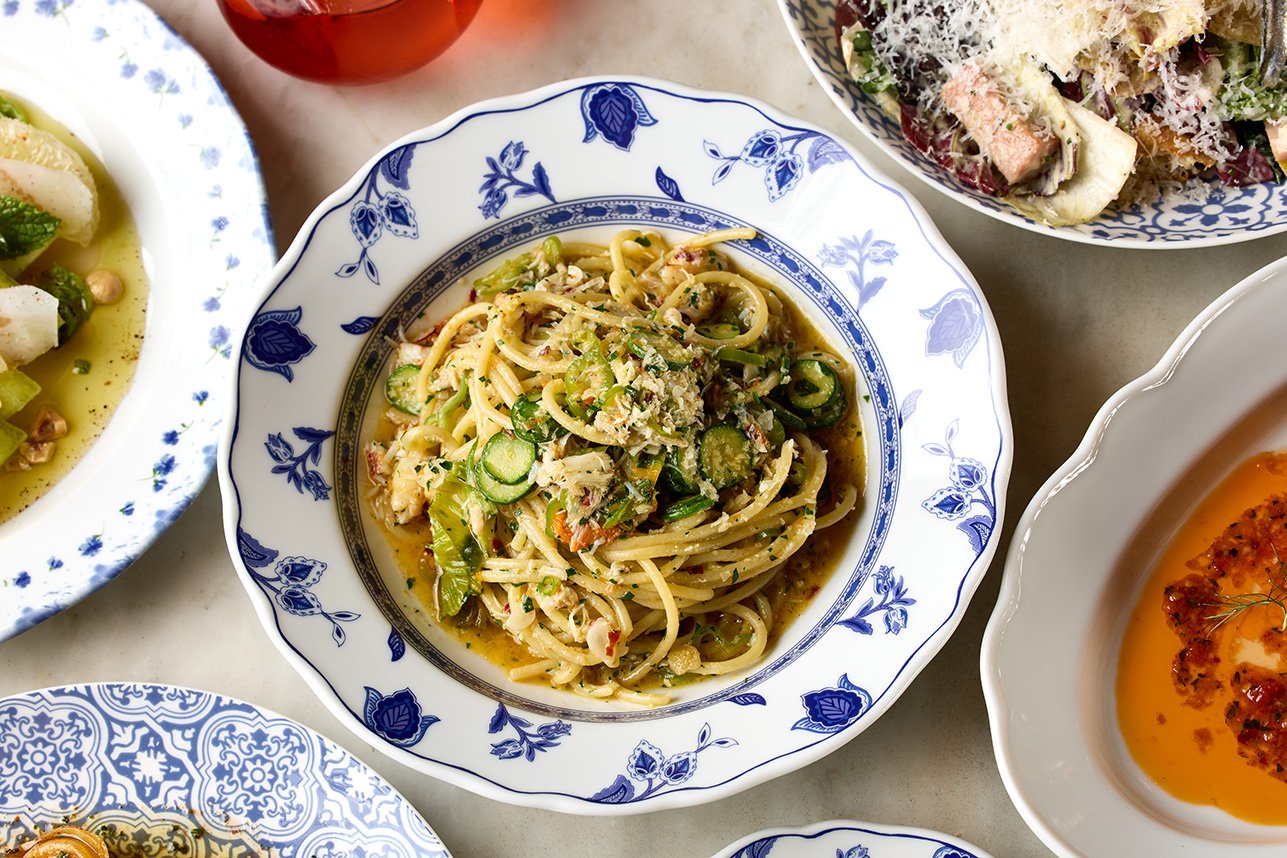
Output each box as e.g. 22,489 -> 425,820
6,1 -> 1287,856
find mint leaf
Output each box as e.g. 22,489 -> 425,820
0,94 -> 28,123
0,196 -> 60,261
34,264 -> 93,345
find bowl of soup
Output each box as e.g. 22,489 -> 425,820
219,76 -> 1012,812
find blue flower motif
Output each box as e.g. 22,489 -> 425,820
48,557 -> 63,570
278,556 -> 325,586
154,454 -> 176,476
120,62 -> 137,79
92,25 -> 107,40
884,606 -> 909,634
349,202 -> 382,248
839,565 -> 916,636
200,147 -> 220,168
363,687 -> 439,748
818,230 -> 898,309
3,1 -> 19,15
660,751 -> 697,784
203,297 -> 220,312
740,130 -> 783,166
950,457 -> 986,491
119,502 -> 134,516
209,326 -> 230,357
14,571 -> 29,588
765,153 -> 804,201
193,390 -> 208,405
932,848 -> 978,858
580,83 -> 657,151
922,487 -> 969,520
162,430 -> 179,445
266,426 -> 333,499
792,674 -> 872,734
487,703 -> 571,762
476,141 -> 555,220
920,289 -> 982,368
378,191 -> 417,239
626,741 -> 665,780
243,307 -> 315,382
276,584 -> 322,615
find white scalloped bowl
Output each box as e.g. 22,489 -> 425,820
220,76 -> 1012,813
0,0 -> 275,641
983,257 -> 1287,855
777,0 -> 1287,247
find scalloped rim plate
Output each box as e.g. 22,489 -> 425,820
776,0 -> 1287,247
0,0 -> 275,640
220,76 -> 1011,813
983,257 -> 1287,855
0,682 -> 449,856
711,819 -> 996,858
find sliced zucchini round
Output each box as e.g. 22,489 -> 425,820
482,432 -> 537,485
661,444 -> 700,495
699,425 -> 754,489
384,364 -> 424,415
474,457 -> 534,504
786,359 -> 839,412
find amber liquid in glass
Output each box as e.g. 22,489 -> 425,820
218,0 -> 484,85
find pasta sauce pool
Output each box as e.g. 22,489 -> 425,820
1118,450 -> 1287,823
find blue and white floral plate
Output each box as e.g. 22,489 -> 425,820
0,0 -> 274,639
778,0 -> 1287,246
0,682 -> 450,856
220,76 -> 1011,813
712,820 -> 994,858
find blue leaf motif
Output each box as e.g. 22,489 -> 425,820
363,687 -> 438,747
379,191 -> 418,239
388,628 -> 406,662
661,751 -> 697,784
379,146 -> 415,190
276,585 -> 322,616
278,556 -> 325,586
728,693 -> 766,706
765,153 -> 804,201
582,84 -> 655,151
244,308 -> 315,382
294,426 -> 334,444
838,616 -> 874,635
741,130 -> 782,166
712,160 -> 735,185
958,514 -> 993,554
921,289 -> 983,367
589,774 -> 637,803
923,488 -> 970,520
349,202 -> 382,248
655,167 -> 684,201
237,529 -> 279,569
806,135 -> 849,170
950,457 -> 987,491
530,162 -> 553,200
932,847 -> 978,858
626,741 -> 664,780
341,315 -> 379,335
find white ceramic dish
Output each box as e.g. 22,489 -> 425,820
712,819 -> 994,858
220,76 -> 1011,813
0,682 -> 450,856
0,0 -> 274,640
982,257 -> 1287,855
777,0 -> 1287,247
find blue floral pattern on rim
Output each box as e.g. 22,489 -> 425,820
779,0 -> 1287,244
1,0 -> 275,642
223,77 -> 1010,814
336,147 -> 420,285
580,82 -> 658,151
0,684 -> 450,857
721,821 -> 987,858
920,420 -> 995,554
236,528 -> 359,646
478,140 -> 556,219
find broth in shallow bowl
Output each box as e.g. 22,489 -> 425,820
220,76 -> 1011,812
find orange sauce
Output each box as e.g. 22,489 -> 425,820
1118,451 -> 1287,824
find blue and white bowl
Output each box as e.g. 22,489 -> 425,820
712,819 -> 995,858
219,76 -> 1012,813
778,0 -> 1287,247
0,683 -> 450,857
0,0 -> 275,640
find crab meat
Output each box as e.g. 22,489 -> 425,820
586,617 -> 622,667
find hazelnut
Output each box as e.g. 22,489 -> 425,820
86,269 -> 124,305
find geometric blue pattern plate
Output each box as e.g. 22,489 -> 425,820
778,0 -> 1287,247
221,76 -> 1012,813
0,0 -> 275,640
0,683 -> 450,857
711,820 -> 995,858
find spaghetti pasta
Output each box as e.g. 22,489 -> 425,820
365,229 -> 861,704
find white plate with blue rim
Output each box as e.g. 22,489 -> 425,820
712,819 -> 995,858
0,0 -> 274,640
219,76 -> 1011,813
0,682 -> 450,856
777,0 -> 1287,247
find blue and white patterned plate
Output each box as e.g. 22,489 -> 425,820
0,682 -> 450,856
778,0 -> 1287,247
220,76 -> 1012,813
712,820 -> 995,858
0,0 -> 275,640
